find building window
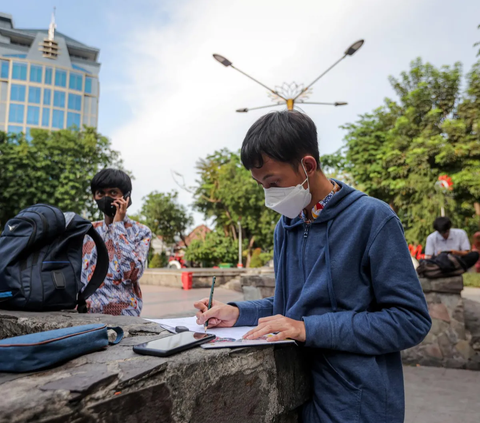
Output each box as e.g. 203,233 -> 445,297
52,109 -> 64,128
55,69 -> 67,87
30,65 -> 43,83
53,91 -> 65,108
9,104 -> 25,123
42,108 -> 50,127
28,86 -> 41,104
67,112 -> 81,128
12,62 -> 27,80
85,77 -> 93,94
90,99 -> 98,115
27,106 -> 40,125
43,88 -> 51,105
10,84 -> 26,102
69,72 -> 83,91
83,96 -> 90,114
45,67 -> 53,85
68,93 -> 82,111
0,61 -> 9,79
8,125 -> 23,134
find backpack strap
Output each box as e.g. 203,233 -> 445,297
77,226 -> 109,313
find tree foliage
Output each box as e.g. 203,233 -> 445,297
185,231 -> 239,265
140,190 -> 193,245
149,252 -> 168,268
323,58 -> 480,244
0,127 -> 122,229
192,149 -> 278,266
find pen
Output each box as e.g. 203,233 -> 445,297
205,276 -> 216,332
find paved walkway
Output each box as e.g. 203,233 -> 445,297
141,285 -> 244,319
404,366 -> 480,423
463,287 -> 480,303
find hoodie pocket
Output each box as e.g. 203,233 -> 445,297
317,352 -> 362,423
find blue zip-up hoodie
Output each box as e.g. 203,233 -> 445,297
231,181 -> 431,423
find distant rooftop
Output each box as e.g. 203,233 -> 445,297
0,11 -> 100,62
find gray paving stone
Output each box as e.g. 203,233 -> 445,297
404,366 -> 480,423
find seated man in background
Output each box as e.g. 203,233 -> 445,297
82,169 -> 152,316
425,217 -> 478,269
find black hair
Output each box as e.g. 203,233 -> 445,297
91,168 -> 132,196
241,110 -> 320,170
433,217 -> 452,234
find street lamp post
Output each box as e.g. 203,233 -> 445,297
213,40 -> 364,113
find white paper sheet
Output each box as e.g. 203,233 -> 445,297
147,316 -> 296,349
147,316 -> 253,339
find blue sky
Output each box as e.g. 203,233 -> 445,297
4,0 -> 480,226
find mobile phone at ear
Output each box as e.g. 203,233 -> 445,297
123,191 -> 132,207
133,332 -> 215,357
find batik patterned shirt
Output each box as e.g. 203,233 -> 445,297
81,217 -> 152,316
300,180 -> 340,222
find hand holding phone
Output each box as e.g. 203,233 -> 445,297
113,191 -> 130,223
133,331 -> 215,357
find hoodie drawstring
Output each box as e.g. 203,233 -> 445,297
324,220 -> 338,312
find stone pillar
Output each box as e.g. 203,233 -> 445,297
402,276 -> 480,370
240,274 -> 275,300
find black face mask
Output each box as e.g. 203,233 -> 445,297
96,196 -> 117,218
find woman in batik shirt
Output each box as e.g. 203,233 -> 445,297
82,169 -> 152,316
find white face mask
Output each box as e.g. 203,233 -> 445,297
264,161 -> 312,219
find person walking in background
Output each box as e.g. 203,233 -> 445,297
82,169 -> 152,316
425,217 -> 478,269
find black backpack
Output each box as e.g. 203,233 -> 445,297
416,252 -> 467,279
0,204 -> 108,312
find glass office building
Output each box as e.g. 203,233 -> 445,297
0,12 -> 100,137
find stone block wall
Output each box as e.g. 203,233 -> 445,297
240,273 -> 275,300
0,310 -> 310,423
402,277 -> 480,370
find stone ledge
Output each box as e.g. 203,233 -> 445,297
0,310 -> 310,423
419,276 -> 464,294
241,274 -> 275,300
403,277 -> 480,371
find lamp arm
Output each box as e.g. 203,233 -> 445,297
237,103 -> 285,113
298,101 -> 347,106
231,65 -> 287,101
294,55 -> 346,100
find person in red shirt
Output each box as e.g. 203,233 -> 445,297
472,232 -> 480,273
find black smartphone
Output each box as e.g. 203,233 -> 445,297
133,332 -> 216,357
123,191 -> 132,207
108,191 -> 131,216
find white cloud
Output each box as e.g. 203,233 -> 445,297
107,0 -> 480,226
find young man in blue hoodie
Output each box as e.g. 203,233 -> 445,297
195,110 -> 431,423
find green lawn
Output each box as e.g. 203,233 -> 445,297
463,273 -> 480,287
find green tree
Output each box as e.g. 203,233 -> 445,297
323,58 -> 480,244
185,230 -> 238,266
149,252 -> 168,268
0,127 -> 123,230
140,191 -> 193,245
193,149 -> 278,266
